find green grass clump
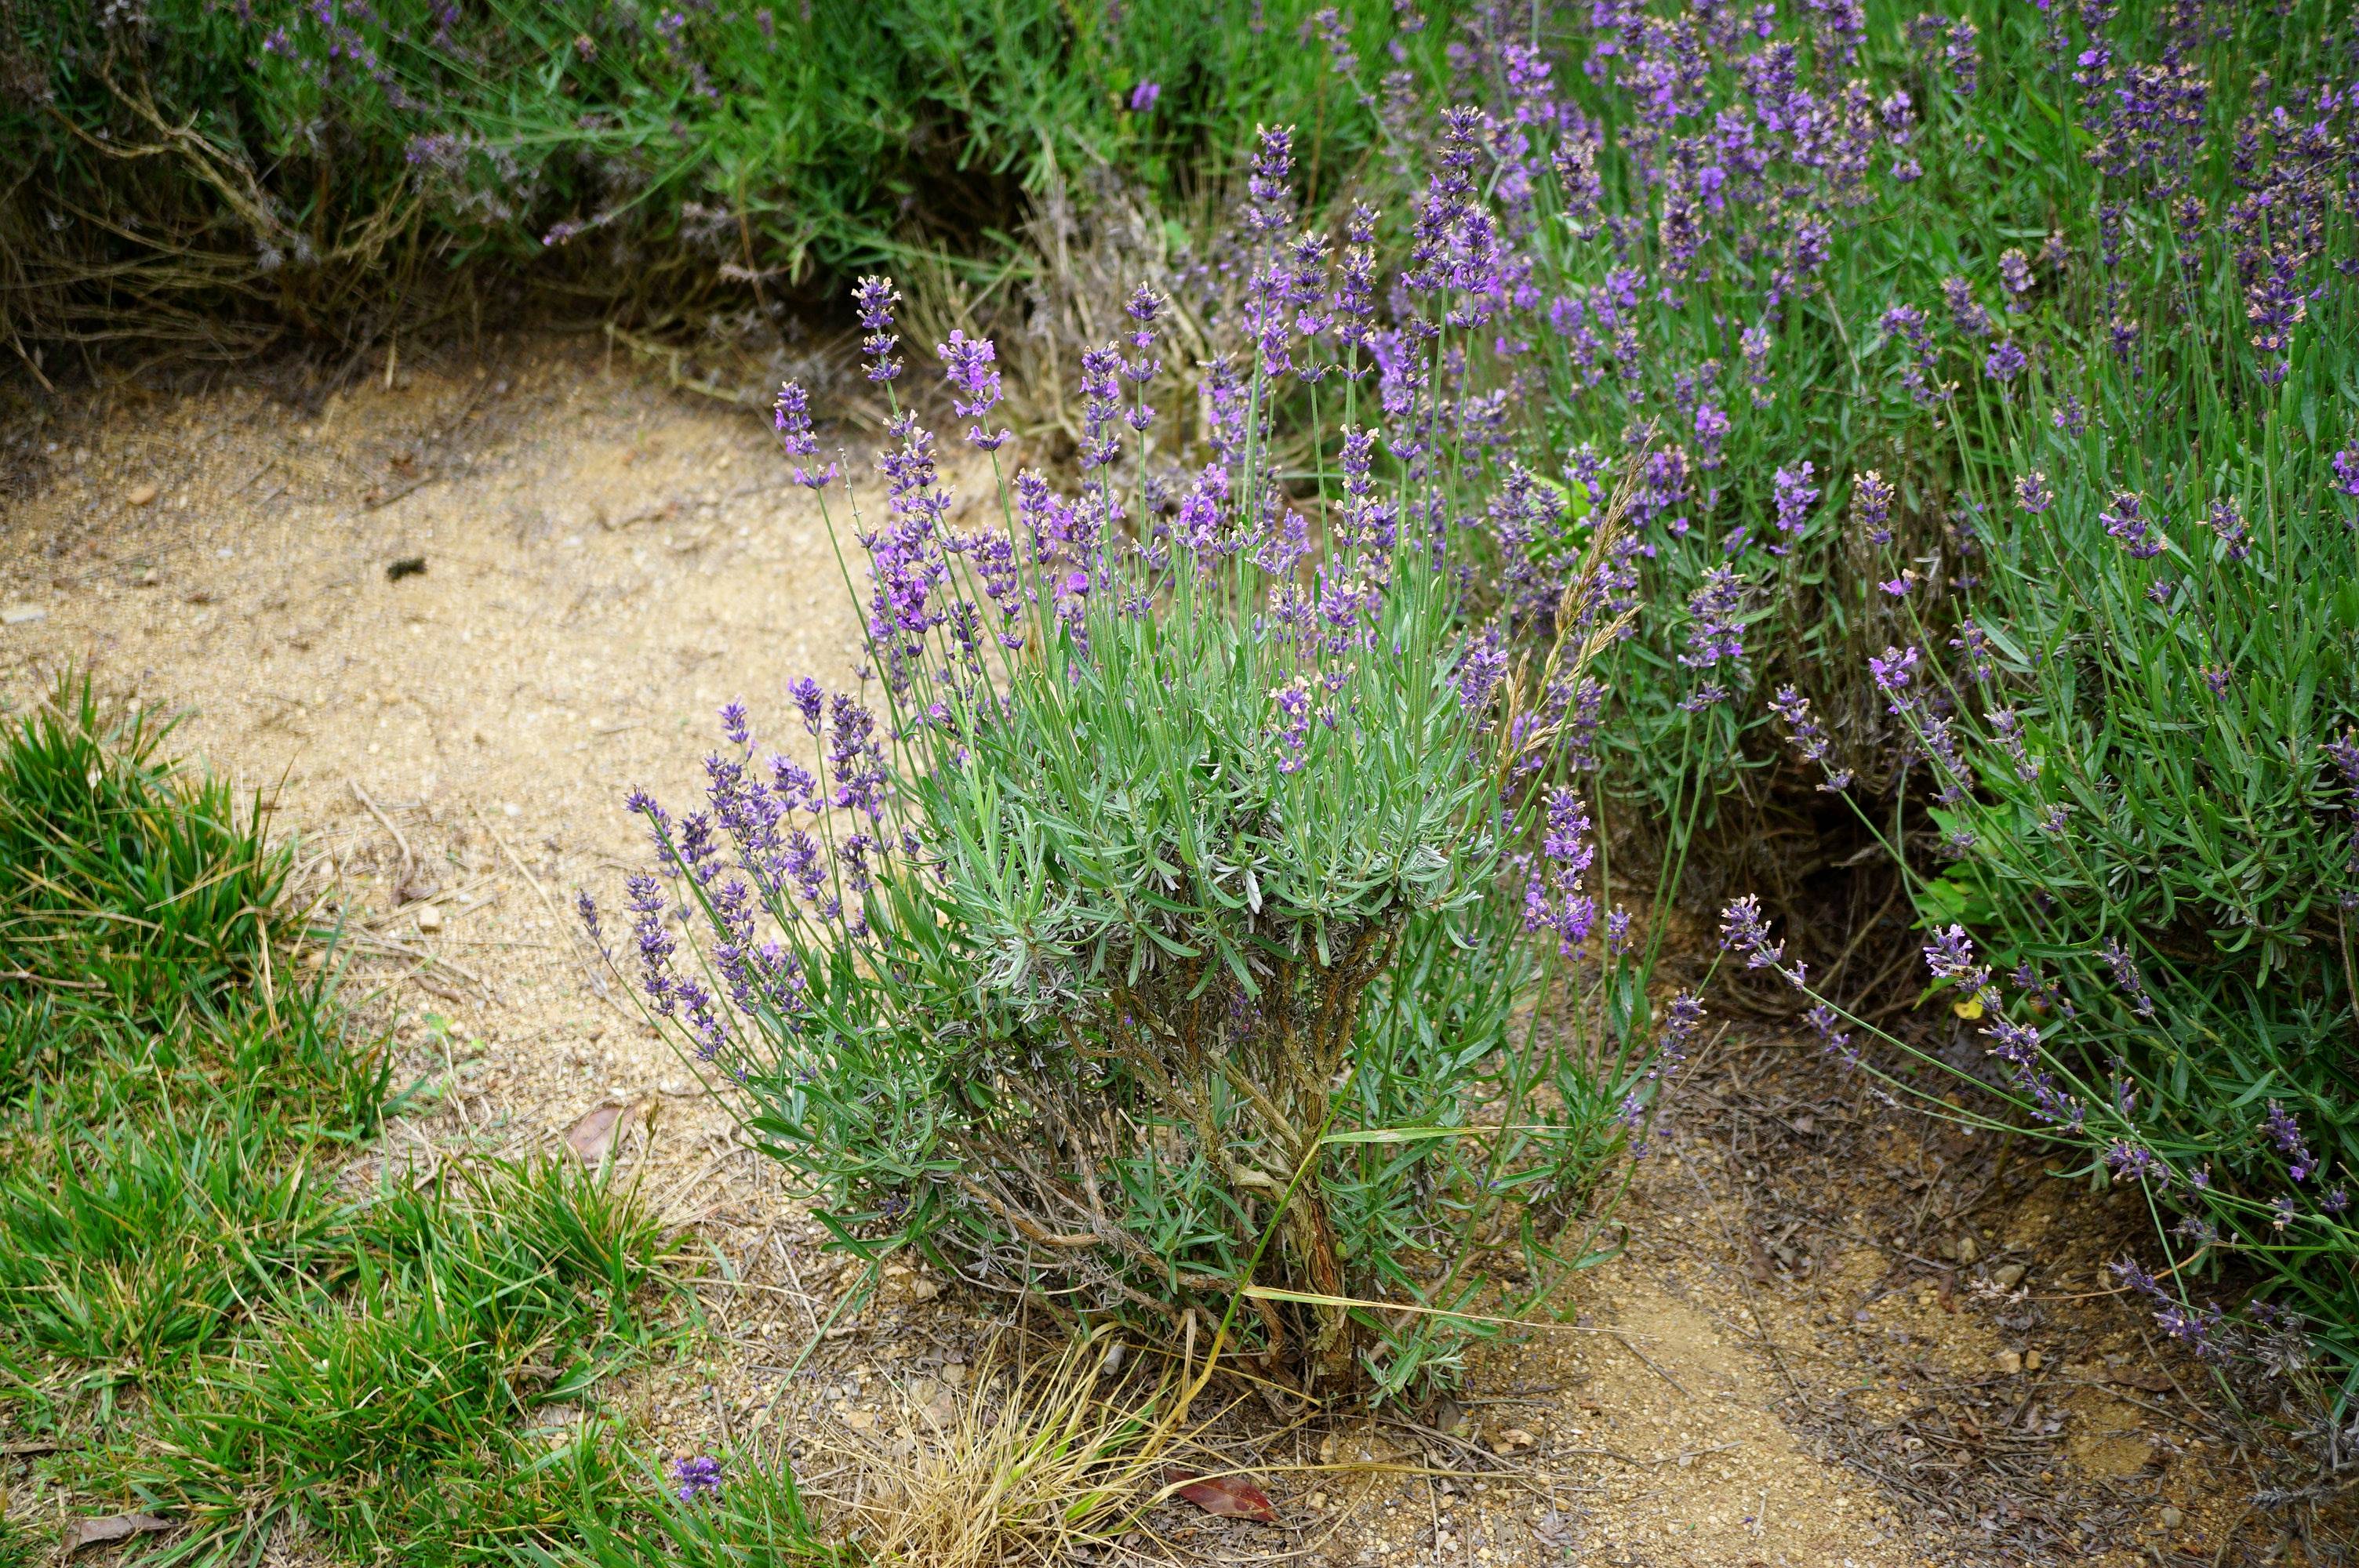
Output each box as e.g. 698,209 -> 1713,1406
0,681 -> 820,1564
118,1162 -> 666,1563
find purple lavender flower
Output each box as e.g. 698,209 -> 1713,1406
1523,787 -> 1598,955
1987,707 -> 2041,782
576,889 -> 608,960
1806,1002 -> 1857,1068
2203,499 -> 2248,561
772,382 -> 837,489
1718,895 -> 1787,974
1881,303 -> 1945,405
1941,276 -> 1991,339
2263,1101 -> 2317,1183
789,677 -> 824,735
1943,18 -> 1979,94
1923,923 -> 1993,999
2244,245 -> 2305,387
1310,5 -> 1355,75
1768,684 -> 1852,790
1983,339 -> 2027,383
1770,463 -> 1818,553
1076,344 -> 1125,470
1653,991 -> 1706,1080
1129,79 -> 1161,113
2099,492 -> 2165,558
1677,567 -> 1750,701
852,275 -> 903,383
1247,123 -> 1295,236
2014,470 -> 2052,514
2097,938 -> 2157,1019
937,329 -> 1010,451
2103,1141 -> 2170,1188
1454,623 -> 1509,717
2110,1257 -> 2165,1300
1947,619 -> 1994,683
2335,446 -> 2359,499
672,1454 -> 724,1502
1270,679 -> 1312,774
1868,644 -> 1919,712
1739,323 -> 1772,406
1852,470 -> 1895,546
1693,403 -> 1729,471
1998,248 -> 2034,299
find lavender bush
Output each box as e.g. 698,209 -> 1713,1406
1233,0 -> 2359,1398
588,220 -> 1698,1397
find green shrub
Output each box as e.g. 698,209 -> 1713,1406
2,0 -> 1461,351
591,242 -> 1689,1399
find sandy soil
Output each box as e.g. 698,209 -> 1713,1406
0,340 -> 2254,1566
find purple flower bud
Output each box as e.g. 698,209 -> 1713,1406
671,1454 -> 724,1502
1128,79 -> 1161,113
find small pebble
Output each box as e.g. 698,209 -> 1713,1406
1990,1262 -> 2026,1289
2159,1505 -> 2185,1530
2023,1348 -> 2043,1371
2,604 -> 49,626
127,481 -> 159,506
1996,1350 -> 2023,1375
415,903 -> 444,934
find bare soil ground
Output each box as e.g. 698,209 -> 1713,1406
0,339 -> 2268,1566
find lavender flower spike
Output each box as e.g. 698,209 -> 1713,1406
772,382 -> 838,489
852,275 -> 903,383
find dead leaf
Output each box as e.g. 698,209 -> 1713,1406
1490,1425 -> 1537,1457
1163,1466 -> 1280,1525
65,1513 -> 174,1554
565,1102 -> 634,1166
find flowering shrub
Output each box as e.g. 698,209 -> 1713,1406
1782,4 -> 2355,1388
590,206 -> 1698,1396
1213,0 -> 2359,1392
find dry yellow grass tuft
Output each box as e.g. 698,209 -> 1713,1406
807,1326 -> 1191,1567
